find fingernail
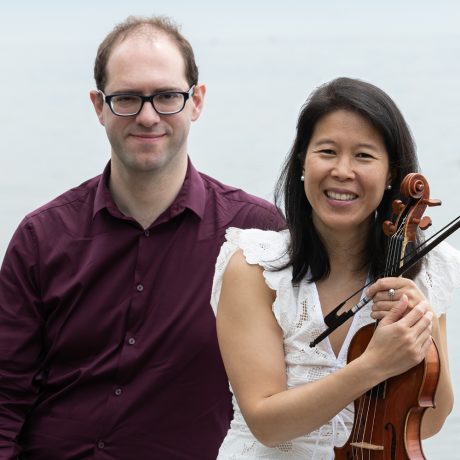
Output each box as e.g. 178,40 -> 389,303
426,311 -> 433,320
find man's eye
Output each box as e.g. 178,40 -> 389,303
113,95 -> 139,104
156,92 -> 181,102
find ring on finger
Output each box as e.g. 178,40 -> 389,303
388,288 -> 396,299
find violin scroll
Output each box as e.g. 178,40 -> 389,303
383,173 -> 441,239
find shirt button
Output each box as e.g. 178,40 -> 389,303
97,441 -> 105,449
114,388 -> 122,396
136,284 -> 144,292
128,337 -> 136,345
144,230 -> 150,237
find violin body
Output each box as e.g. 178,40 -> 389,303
334,323 -> 440,460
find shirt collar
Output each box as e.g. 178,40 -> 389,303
93,162 -> 118,219
92,158 -> 206,221
176,157 -> 206,220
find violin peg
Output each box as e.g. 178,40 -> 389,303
419,216 -> 433,230
425,198 -> 442,207
382,221 -> 396,236
392,200 -> 404,214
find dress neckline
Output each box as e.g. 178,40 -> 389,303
310,277 -> 370,361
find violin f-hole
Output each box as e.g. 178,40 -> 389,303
384,422 -> 397,460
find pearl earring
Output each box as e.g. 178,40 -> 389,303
386,184 -> 392,191
301,175 -> 305,182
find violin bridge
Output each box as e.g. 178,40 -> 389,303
349,441 -> 384,451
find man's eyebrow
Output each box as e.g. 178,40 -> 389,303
107,86 -> 185,94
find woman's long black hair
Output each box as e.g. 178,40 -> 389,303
274,77 -> 421,283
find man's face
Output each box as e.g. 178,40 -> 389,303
91,33 -> 204,177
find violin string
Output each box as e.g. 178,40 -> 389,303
352,226 -> 401,456
352,392 -> 365,457
353,229 -> 393,455
352,224 -> 402,456
372,228 -> 404,453
356,395 -> 366,460
352,372 -> 364,449
360,225 -> 404,455
353,232 -> 388,454
374,226 -> 404,447
361,389 -> 372,455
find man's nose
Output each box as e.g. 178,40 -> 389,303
135,100 -> 161,126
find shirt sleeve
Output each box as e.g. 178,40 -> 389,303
237,200 -> 286,233
259,205 -> 285,232
0,219 -> 44,457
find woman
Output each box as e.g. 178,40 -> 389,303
211,77 -> 460,459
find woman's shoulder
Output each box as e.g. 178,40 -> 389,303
422,241 -> 460,283
223,227 -> 290,266
416,241 -> 460,315
211,228 -> 291,315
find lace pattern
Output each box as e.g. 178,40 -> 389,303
211,228 -> 460,459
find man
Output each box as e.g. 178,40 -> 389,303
0,16 -> 284,459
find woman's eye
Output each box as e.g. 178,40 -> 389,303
356,152 -> 373,159
320,149 -> 335,155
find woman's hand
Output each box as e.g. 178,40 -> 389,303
363,295 -> 433,380
367,277 -> 429,321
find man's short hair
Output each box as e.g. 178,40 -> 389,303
94,15 -> 199,91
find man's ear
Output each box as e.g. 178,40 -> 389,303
190,83 -> 206,122
89,90 -> 105,126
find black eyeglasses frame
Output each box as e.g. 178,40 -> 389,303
99,86 -> 195,117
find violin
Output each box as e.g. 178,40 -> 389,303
334,173 -> 441,459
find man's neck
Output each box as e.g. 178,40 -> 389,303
109,159 -> 188,230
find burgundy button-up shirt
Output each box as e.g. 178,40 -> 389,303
0,160 -> 285,460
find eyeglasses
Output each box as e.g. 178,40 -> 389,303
99,86 -> 195,116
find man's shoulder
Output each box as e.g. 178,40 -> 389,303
198,171 -> 285,231
199,171 -> 275,210
25,175 -> 101,222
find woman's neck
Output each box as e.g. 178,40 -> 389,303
318,223 -> 370,274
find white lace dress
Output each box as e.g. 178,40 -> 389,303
211,228 -> 460,460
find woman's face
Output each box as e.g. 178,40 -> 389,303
303,109 -> 391,238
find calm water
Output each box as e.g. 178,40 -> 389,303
1,3 -> 460,457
